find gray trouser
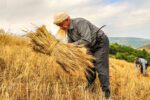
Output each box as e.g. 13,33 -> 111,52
86,34 -> 110,97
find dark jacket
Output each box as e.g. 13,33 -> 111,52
67,18 -> 106,52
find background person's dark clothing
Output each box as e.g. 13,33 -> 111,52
67,18 -> 110,98
140,63 -> 148,74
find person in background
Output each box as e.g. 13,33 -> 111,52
134,57 -> 149,75
53,12 -> 110,100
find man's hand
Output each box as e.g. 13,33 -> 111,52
66,43 -> 85,48
66,43 -> 74,47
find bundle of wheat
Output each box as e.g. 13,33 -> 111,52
27,25 -> 95,74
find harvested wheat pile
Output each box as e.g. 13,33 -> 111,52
27,25 -> 95,74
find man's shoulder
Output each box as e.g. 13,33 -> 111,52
139,58 -> 147,63
72,18 -> 88,24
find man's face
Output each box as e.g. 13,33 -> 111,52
57,18 -> 70,30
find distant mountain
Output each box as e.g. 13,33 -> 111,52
109,37 -> 150,48
139,44 -> 150,53
140,44 -> 150,48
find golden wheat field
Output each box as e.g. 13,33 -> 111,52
0,32 -> 150,100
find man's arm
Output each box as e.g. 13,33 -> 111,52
134,60 -> 139,72
134,63 -> 138,72
73,20 -> 92,46
67,35 -> 74,43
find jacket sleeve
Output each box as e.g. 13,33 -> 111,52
73,20 -> 92,46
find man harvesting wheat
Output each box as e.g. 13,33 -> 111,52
53,12 -> 110,100
134,57 -> 149,75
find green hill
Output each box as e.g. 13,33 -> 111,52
109,37 -> 150,48
139,44 -> 150,53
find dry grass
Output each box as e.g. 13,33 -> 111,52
0,31 -> 150,100
0,32 -> 29,46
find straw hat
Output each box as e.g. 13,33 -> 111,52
54,12 -> 69,24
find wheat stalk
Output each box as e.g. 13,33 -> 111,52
27,25 -> 95,74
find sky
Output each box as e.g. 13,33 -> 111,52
0,0 -> 150,38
